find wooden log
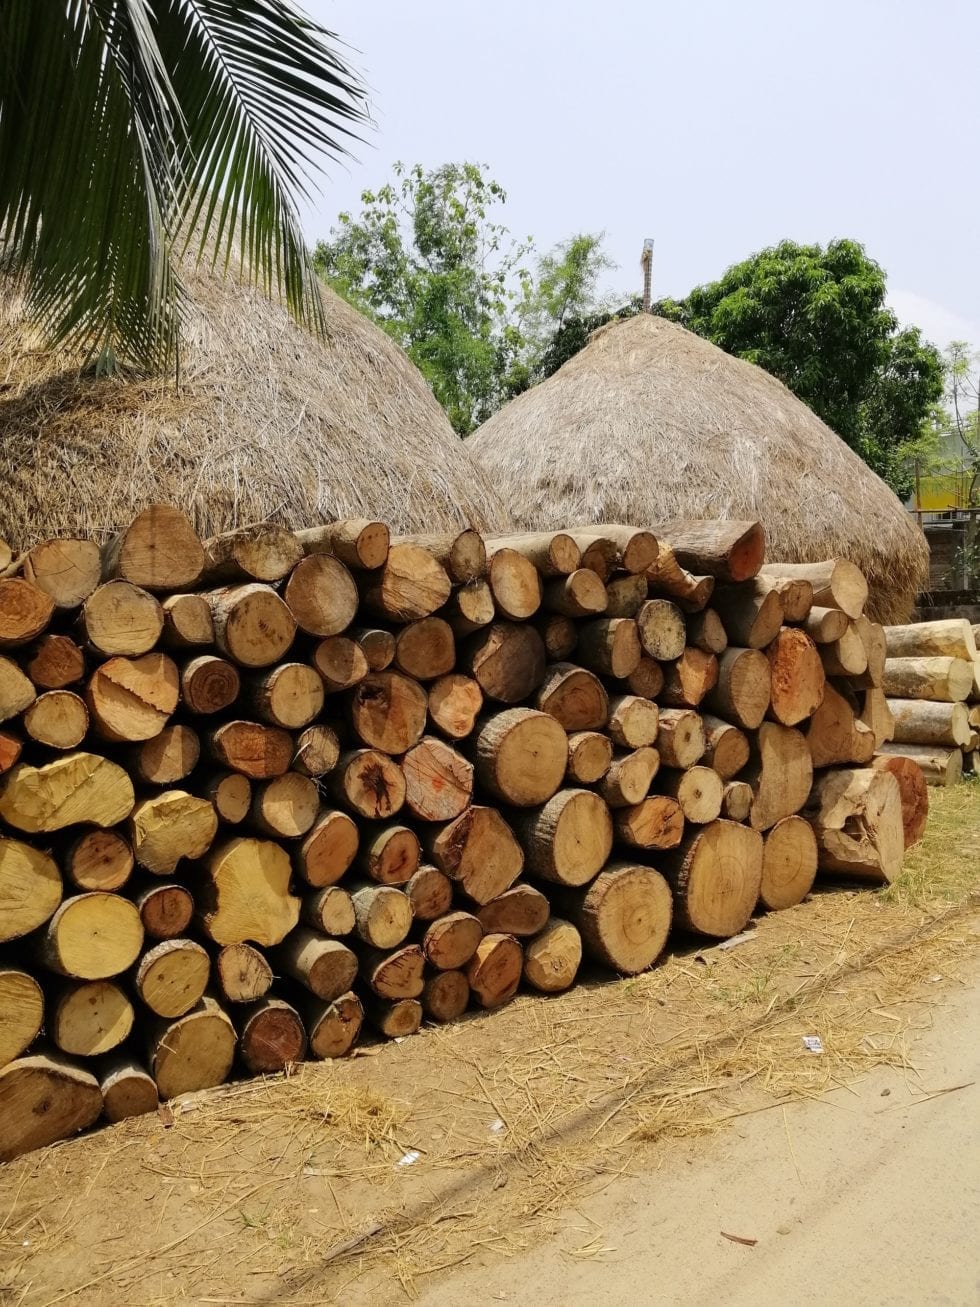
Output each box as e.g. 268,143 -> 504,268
445,578 -> 496,640
636,599 -> 686,661
646,543 -> 715,610
131,724 -> 201,786
614,795 -> 685,849
250,773 -> 319,839
657,519 -> 764,582
484,531 -> 581,577
0,577 -> 56,647
807,682 -> 876,768
625,656 -> 665,700
660,820 -> 764,936
0,730 -> 22,774
293,723 -> 341,778
362,543 -> 452,622
404,865 -> 453,921
751,574 -> 813,623
392,529 -> 485,583
805,768 -> 904,883
133,881 -> 194,940
350,626 -> 396,672
394,618 -> 455,681
98,1055 -> 158,1122
567,730 -> 614,783
721,780 -> 753,821
607,694 -> 659,748
476,883 -> 550,937
463,621 -> 547,703
87,653 -> 179,742
357,824 -> 420,886
421,911 -> 484,970
760,560 -> 868,618
512,789 -> 613,886
160,593 -> 214,649
759,816 -> 818,910
818,622 -> 868,678
207,583 -> 297,668
284,554 -> 359,638
744,723 -> 813,830
472,708 -> 567,807
703,647 -> 771,729
295,810 -> 359,887
425,806 -> 524,904
38,893 -> 143,978
328,748 -> 406,819
148,997 -> 236,1099
659,647 -> 719,708
685,608 -> 728,656
0,655 -> 35,724
305,991 -> 363,1058
207,720 -> 294,778
884,618 -> 978,661
804,605 -> 849,644
604,573 -> 649,619
700,714 -> 750,780
81,580 -> 163,656
0,968 -> 44,1069
301,886 -> 356,937
849,616 -> 887,688
133,939 -> 210,1018
402,736 -> 473,822
66,829 -> 133,892
180,654 -> 240,715
535,662 -> 609,731
23,689 -> 88,749
350,670 -> 428,754
570,525 -> 659,575
534,613 -> 577,661
103,504 -> 204,590
298,520 -> 390,571
659,766 -> 724,823
202,523 -> 303,583
711,586 -> 783,649
214,942 -> 274,1003
523,918 -> 582,993
25,634 -> 85,689
129,791 -> 218,874
200,838 -> 300,946
871,755 -> 929,847
204,770 -> 252,823
599,746 -> 659,806
575,617 -> 641,679
23,538 -> 102,608
365,996 -> 422,1038
428,673 -> 483,740
485,548 -> 543,621
766,628 -> 826,726
350,884 -> 413,949
0,1052 -> 103,1162
858,688 -> 895,750
655,707 -> 705,768
237,997 -> 307,1074
888,699 -> 973,748
467,933 -> 523,1009
421,970 -> 470,1022
876,743 -> 963,787
0,753 -> 134,833
274,929 -> 358,999
882,656 -> 973,703
558,863 -> 673,973
543,569 -> 607,618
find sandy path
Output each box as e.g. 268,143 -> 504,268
420,970 -> 980,1307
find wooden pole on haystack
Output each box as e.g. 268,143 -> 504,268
641,239 -> 654,313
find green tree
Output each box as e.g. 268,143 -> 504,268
0,1 -> 368,372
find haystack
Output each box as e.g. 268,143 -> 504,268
468,314 -> 928,622
0,264 -> 512,545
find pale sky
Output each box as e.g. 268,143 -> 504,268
302,0 -> 979,349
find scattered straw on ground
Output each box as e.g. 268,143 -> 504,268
1,781 -> 978,1305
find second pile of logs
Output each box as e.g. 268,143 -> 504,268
0,508 -> 923,1162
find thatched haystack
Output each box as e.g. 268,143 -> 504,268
0,265 -> 512,545
468,314 -> 928,622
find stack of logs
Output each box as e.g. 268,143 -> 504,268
0,508 -> 922,1162
876,619 -> 980,785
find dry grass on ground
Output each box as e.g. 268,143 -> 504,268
1,781 -> 977,1306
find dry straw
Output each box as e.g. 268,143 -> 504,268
468,314 -> 929,622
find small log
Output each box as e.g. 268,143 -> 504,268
534,613 -> 577,661
472,708 -> 567,807
249,773 -> 319,839
362,543 -> 452,622
659,765 -> 724,824
148,997 -> 236,1099
98,1055 -> 158,1122
818,622 -> 868,678
512,789 -> 613,886
0,968 -> 44,1069
543,569 -> 607,618
535,662 -> 609,731
660,820 -> 764,936
751,574 -> 813,623
575,617 -> 641,679
523,918 -> 582,993
0,753 -> 134,833
700,714 -> 750,780
357,824 -> 420,886
759,816 -> 818,910
284,554 -> 359,638
131,724 -> 201,786
849,616 -> 887,688
467,933 -> 523,1009
476,883 -> 550,937
567,534 -> 614,581
721,779 -> 753,821
711,586 -> 783,649
301,886 -> 356,937
883,618 -> 978,661
599,746 -> 659,806
660,647 -> 719,708
133,939 -> 210,1019
745,723 -> 813,830
207,583 -> 297,668
0,1052 -> 103,1162
703,646 -> 771,729
204,770 -> 252,823
402,736 -> 473,822
445,580 -> 495,637
305,991 -> 363,1058
876,742 -> 963,787
463,622 -> 547,704
484,531 -> 581,577
207,720 -> 294,779
625,656 -> 665,700
365,996 -> 422,1038
604,573 -> 649,619
0,730 -> 21,774
871,755 -> 929,845
404,865 -> 453,921
422,970 -> 470,1022
160,593 -> 214,649
350,883 -> 413,949
882,656 -> 973,703
607,695 -> 659,748
805,768 -> 904,882
858,688 -> 895,749
293,723 -> 341,778
328,748 -> 406,820
888,698 -> 972,748
23,690 -> 88,749
614,795 -> 685,849
686,608 -> 728,655
394,618 -> 455,681
656,519 -> 764,582
486,548 -> 543,621
761,560 -> 868,618
766,628 -> 825,726
350,670 -> 428,754
655,707 -> 705,768
237,997 -> 307,1073
807,682 -> 876,768
428,673 -> 483,740
81,580 -> 163,656
804,606 -> 849,644
38,893 -> 144,978
646,543 -> 715,610
133,881 -> 194,940
102,504 -> 204,590
200,838 -> 300,946
359,943 -> 426,998
214,942 -> 274,1003
202,523 -> 303,583
570,525 -> 658,574
65,829 -> 134,892
181,654 -> 240,715
297,519 -> 390,571
558,862 -> 673,974
25,634 -> 85,689
0,577 -> 56,647
296,810 -> 359,887
23,538 -> 102,608
567,730 -> 614,783
636,599 -> 686,661
274,929 -> 358,999
312,636 -> 369,693
129,791 -> 218,874
350,626 -> 396,672
392,529 -> 485,583
425,806 -> 524,904
87,653 -> 179,743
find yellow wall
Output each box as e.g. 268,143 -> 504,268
915,473 -> 973,511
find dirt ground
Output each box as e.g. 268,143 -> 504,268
1,783 -> 978,1306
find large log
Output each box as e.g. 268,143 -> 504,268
402,736 -> 474,821
759,816 -> 818,910
297,520 -> 390,571
883,618 -> 978,661
131,724 -> 201,786
656,519 -> 764,582
394,617 -> 456,681
274,929 -> 358,999
102,504 -> 204,591
98,1055 -> 158,1122
888,698 -> 973,748
428,673 -> 484,740
876,742 -> 963,787
607,694 -> 659,748
881,656 -> 973,703
660,820 -> 764,937
0,1052 -> 103,1162
807,682 -> 876,768
392,529 -> 485,583
349,883 -> 413,949
805,768 -> 904,883
655,708 -> 705,768
535,662 -> 609,730
404,865 -> 453,921
207,721 -> 295,779
567,730 -> 614,783
464,621 -> 547,703
0,968 -> 44,1069
38,893 -> 144,978
66,829 -> 133,892
0,753 -> 134,833
803,606 -> 849,645
245,663 -> 324,729
305,991 -> 364,1058
472,708 -> 567,807
711,586 -> 783,649
350,670 -> 428,754
766,628 -> 825,726
486,548 -> 543,620
200,838 -> 300,946
250,773 -> 320,839
870,755 -> 929,846
22,690 -> 88,749
0,577 -> 55,648
744,723 -> 813,831
25,634 -> 86,689
148,997 -> 236,1099
133,939 -> 210,1019
467,934 -> 523,1009
283,554 -> 359,637
295,810 -> 359,887
425,806 -> 524,904
24,538 -> 102,609
422,911 -> 484,970
214,942 -> 274,1003
328,749 -> 406,820
362,543 -> 452,621
523,918 -> 582,993
87,652 -> 179,742
557,862 -> 673,974
604,573 -> 649,619
237,997 -> 307,1074
129,791 -> 218,874
659,766 -> 724,824
759,560 -> 867,619
203,523 -> 304,584
512,789 -> 613,886
207,583 -> 297,668
81,580 -> 163,656
476,883 -> 550,937
574,617 -> 641,679
703,647 -> 771,729
421,970 -> 470,1022
160,593 -> 214,649
818,623 -> 868,678
636,599 -> 686,661
700,714 -> 750,780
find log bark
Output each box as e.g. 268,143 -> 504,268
567,730 -> 614,783
598,746 -> 659,806
487,548 -> 543,620
134,939 -> 210,1019
766,628 -> 826,726
392,529 -> 486,583
884,618 -> 978,661
625,656 -> 665,700
350,670 -> 428,754
659,766 -> 724,824
575,618 -> 641,679
365,996 -> 422,1038
476,883 -> 550,937
284,554 -> 358,637
721,780 -> 753,822
558,863 -> 673,973
703,647 -> 771,729
543,569 -> 607,618
357,824 -> 420,886
38,893 -> 144,978
274,929 -> 358,999
659,647 -> 719,707
98,1055 -> 158,1122
328,748 -> 406,820
129,790 -> 218,874
87,652 -> 179,742
404,865 -> 454,921
607,694 -> 659,748
876,742 -> 963,786
421,970 -> 470,1022
484,531 -> 581,577
512,789 -> 613,886
807,682 -> 876,768
422,911 -> 484,970
81,581 -> 163,656
535,662 -> 609,731
24,538 -> 102,608
0,652 -> 40,722
393,617 -> 456,680
888,698 -> 972,747
0,1052 -> 103,1162
25,634 -> 85,689
0,968 -> 44,1069
660,820 -> 764,937
202,524 -> 303,583
467,933 -> 523,1008
362,543 -> 452,621
0,753 -> 134,833
870,755 -> 929,847
700,714 -> 750,780
882,656 -> 973,702
803,606 -> 849,644
805,768 -> 904,883
207,583 -> 297,668
0,577 -> 54,648
207,721 -> 294,779
200,838 -> 299,946
160,594 -> 214,649
636,599 -> 686,661
445,580 -> 495,639
148,997 -> 236,1099
180,654 -> 240,716
604,573 -> 649,618
523,918 -> 582,992
745,723 -> 813,830
759,816 -> 818,910
750,575 -> 813,623
656,519 -> 764,582
244,662 -> 324,728
472,708 -> 567,806
295,810 -> 359,887
131,724 -> 201,786
293,724 -> 341,778
133,881 -> 194,940
66,828 -> 134,892
350,626 -> 396,672
614,795 -> 685,850
646,544 -> 715,611
402,736 -> 474,821
711,586 -> 783,649
428,673 -> 484,740
305,991 -> 363,1058
214,942 -> 274,1003
204,770 -> 252,823
654,707 -> 705,768
349,883 -> 413,949
425,806 -> 524,904
301,886 -> 356,937
759,560 -> 867,619
237,997 -> 307,1074
23,690 -> 88,748
250,773 -> 319,839
103,505 -> 204,591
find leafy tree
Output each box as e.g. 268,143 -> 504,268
0,1 -> 368,372
537,297 -> 641,380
